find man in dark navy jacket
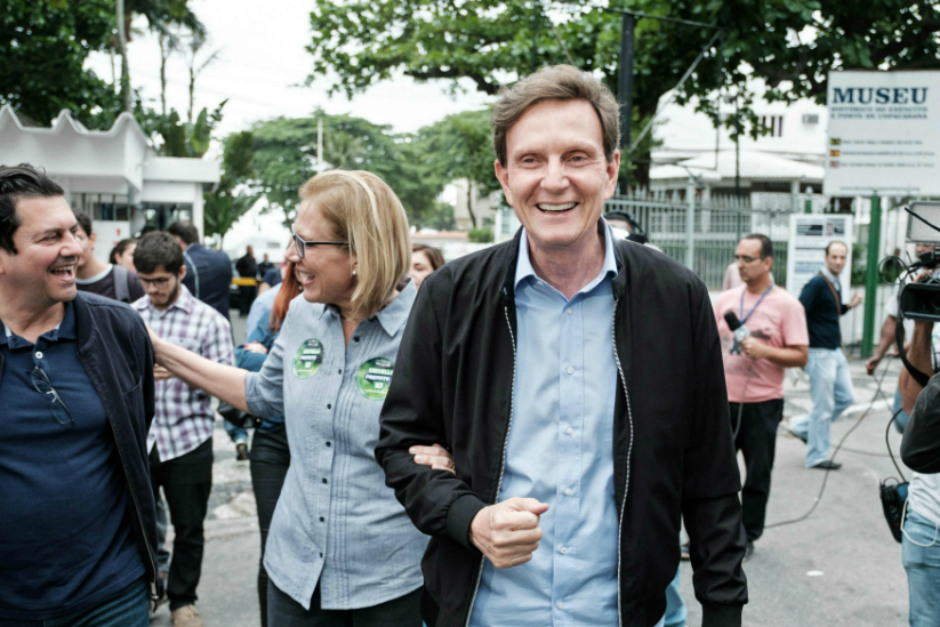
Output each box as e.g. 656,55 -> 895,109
0,163 -> 157,624
167,221 -> 232,320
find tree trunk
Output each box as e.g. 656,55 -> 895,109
159,33 -> 169,117
115,0 -> 132,113
188,61 -> 195,125
466,180 -> 477,229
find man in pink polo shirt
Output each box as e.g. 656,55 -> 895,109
714,234 -> 808,560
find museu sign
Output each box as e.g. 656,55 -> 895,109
824,71 -> 940,196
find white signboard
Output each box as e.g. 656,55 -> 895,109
786,214 -> 854,299
824,70 -> 940,196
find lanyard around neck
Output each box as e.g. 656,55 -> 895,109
739,284 -> 773,325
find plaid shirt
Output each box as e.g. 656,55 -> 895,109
133,284 -> 233,461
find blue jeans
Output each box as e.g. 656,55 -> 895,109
790,348 -> 854,467
903,510 -> 940,627
664,561 -> 686,627
0,577 -> 148,627
893,388 -> 911,433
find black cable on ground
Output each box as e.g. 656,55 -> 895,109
765,355 -> 896,530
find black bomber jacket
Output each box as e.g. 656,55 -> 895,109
377,228 -> 748,627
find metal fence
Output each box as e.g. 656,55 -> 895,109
606,191 -> 810,290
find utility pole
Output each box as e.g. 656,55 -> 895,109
861,194 -> 882,357
618,12 -> 634,196
607,8 -> 720,197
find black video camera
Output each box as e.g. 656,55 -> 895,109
898,249 -> 940,322
884,202 -> 940,322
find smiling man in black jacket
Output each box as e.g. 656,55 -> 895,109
0,164 -> 157,624
377,65 -> 747,627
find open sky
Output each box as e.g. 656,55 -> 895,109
87,0 -> 492,137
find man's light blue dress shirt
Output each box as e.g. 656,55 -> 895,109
469,225 -> 621,626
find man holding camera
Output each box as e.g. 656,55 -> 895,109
899,314 -> 940,626
867,244 -> 940,433
789,241 -> 862,469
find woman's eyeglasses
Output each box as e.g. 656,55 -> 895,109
291,230 -> 346,260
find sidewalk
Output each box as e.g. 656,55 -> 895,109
684,354 -> 910,626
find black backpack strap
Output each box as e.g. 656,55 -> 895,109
112,264 -> 131,303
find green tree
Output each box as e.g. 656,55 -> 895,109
249,112 -> 438,227
203,130 -> 257,244
415,109 -> 497,229
306,0 -> 940,187
115,0 -> 205,112
0,0 -> 121,128
137,100 -> 226,157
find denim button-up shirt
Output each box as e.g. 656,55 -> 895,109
245,283 -> 426,610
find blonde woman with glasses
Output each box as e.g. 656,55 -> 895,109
149,170 -> 441,625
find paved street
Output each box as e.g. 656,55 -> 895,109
152,329 -> 914,625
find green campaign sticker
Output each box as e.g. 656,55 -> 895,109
357,357 -> 394,400
292,339 -> 324,379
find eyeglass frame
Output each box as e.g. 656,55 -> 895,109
28,365 -> 74,425
290,229 -> 347,260
138,275 -> 175,287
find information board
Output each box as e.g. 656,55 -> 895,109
786,214 -> 854,299
824,71 -> 940,196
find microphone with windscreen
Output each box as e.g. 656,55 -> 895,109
724,311 -> 749,355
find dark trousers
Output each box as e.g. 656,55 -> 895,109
149,438 -> 213,610
267,581 -> 422,627
0,577 -> 148,627
250,425 -> 291,627
239,285 -> 258,316
730,398 -> 783,542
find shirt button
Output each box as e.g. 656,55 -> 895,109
557,601 -> 565,610
322,478 -> 328,484
319,516 -> 325,522
338,369 -> 342,374
560,547 -> 568,554
566,426 -> 574,436
327,404 -> 332,409
564,488 -> 573,496
325,441 -> 331,447
35,351 -> 43,359
566,308 -> 573,315
566,366 -> 574,375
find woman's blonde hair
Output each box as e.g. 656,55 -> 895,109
299,170 -> 411,320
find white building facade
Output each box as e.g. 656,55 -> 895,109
0,105 -> 219,263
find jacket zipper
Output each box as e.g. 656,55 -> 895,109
612,298 -> 634,626
463,304 -> 519,627
109,420 -> 160,607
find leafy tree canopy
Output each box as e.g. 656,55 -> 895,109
307,0 -> 940,184
248,112 -> 442,227
415,108 -> 498,228
204,130 -> 257,242
0,0 -> 120,128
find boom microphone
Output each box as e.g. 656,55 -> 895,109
724,311 -> 749,355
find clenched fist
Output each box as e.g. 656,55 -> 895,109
469,497 -> 549,568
